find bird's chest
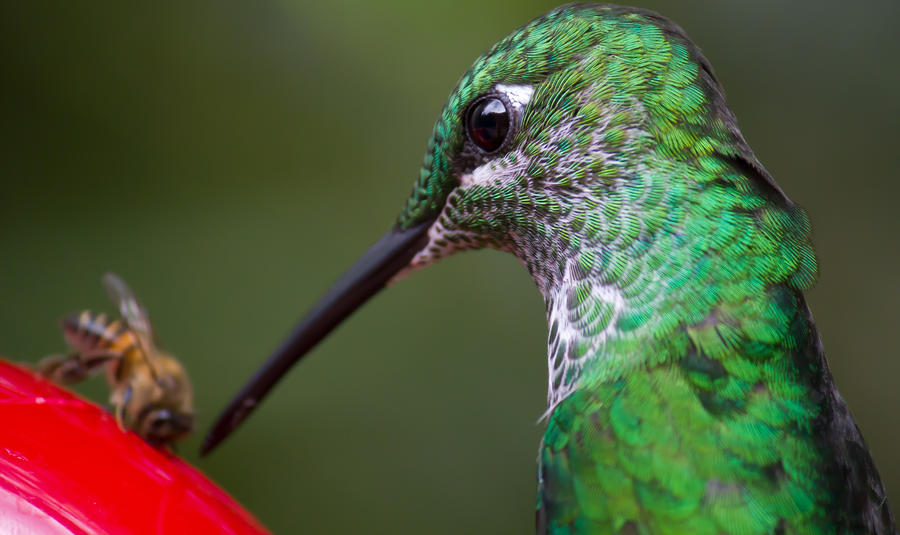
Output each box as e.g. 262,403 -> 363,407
535,366 -> 828,535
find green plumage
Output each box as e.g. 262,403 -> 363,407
391,4 -> 895,534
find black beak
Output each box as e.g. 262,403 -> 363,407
201,220 -> 432,456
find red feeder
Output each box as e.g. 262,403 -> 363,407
0,359 -> 268,534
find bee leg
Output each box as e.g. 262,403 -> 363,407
37,352 -> 118,384
113,385 -> 133,431
81,352 -> 119,372
37,353 -> 90,384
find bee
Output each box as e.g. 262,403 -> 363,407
39,273 -> 194,446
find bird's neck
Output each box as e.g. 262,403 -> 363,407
518,154 -> 819,411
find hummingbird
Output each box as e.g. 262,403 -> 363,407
204,4 -> 896,533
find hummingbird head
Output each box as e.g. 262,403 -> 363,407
203,4 -> 817,454
390,4 -> 778,291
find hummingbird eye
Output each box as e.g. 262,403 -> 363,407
466,97 -> 510,153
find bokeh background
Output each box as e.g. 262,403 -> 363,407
2,1 -> 898,532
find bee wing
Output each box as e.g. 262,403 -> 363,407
102,272 -> 165,384
102,272 -> 160,373
103,273 -> 153,339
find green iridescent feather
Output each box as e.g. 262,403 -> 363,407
391,4 -> 894,534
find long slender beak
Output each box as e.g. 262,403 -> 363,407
201,220 -> 433,456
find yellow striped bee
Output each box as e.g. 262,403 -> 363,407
39,273 -> 194,446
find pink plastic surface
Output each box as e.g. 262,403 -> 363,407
0,360 -> 268,534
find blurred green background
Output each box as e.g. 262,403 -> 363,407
1,1 -> 898,532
